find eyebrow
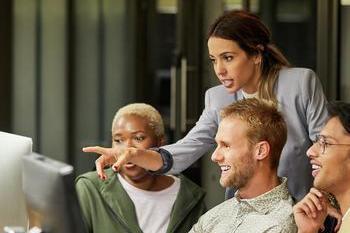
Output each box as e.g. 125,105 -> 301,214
113,131 -> 145,137
320,134 -> 337,142
215,137 -> 229,145
209,52 -> 237,58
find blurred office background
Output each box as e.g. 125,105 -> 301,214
0,0 -> 350,208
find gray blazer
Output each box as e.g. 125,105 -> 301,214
162,67 -> 328,200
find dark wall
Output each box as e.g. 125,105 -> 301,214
0,0 -> 12,131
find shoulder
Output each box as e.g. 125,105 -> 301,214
206,84 -> 226,94
276,67 -> 321,97
279,67 -> 316,77
192,198 -> 233,229
271,194 -> 296,229
76,168 -> 116,190
202,198 -> 233,217
76,170 -> 99,181
205,84 -> 238,110
205,85 -> 228,100
178,174 -> 205,196
178,174 -> 204,193
278,67 -> 317,83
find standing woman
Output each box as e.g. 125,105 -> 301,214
84,10 -> 328,200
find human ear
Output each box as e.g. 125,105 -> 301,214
255,141 -> 270,160
254,44 -> 264,65
253,53 -> 262,65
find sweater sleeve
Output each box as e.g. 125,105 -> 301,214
161,89 -> 218,174
300,69 -> 328,141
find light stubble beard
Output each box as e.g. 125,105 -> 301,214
220,153 -> 256,189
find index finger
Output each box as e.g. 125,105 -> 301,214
95,157 -> 107,180
82,146 -> 109,155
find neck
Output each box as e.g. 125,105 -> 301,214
242,83 -> 259,94
238,169 -> 280,199
121,173 -> 157,191
242,68 -> 261,94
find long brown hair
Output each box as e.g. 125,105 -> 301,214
208,10 -> 290,103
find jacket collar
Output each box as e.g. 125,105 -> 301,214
100,169 -> 142,233
167,174 -> 205,232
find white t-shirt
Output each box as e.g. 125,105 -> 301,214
241,90 -> 258,99
118,174 -> 181,233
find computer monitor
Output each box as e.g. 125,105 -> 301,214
22,153 -> 86,233
0,131 -> 32,230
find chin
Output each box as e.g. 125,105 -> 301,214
224,86 -> 240,94
219,177 -> 231,188
121,168 -> 146,180
219,182 -> 228,188
313,178 -> 328,191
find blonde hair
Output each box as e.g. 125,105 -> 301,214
112,103 -> 165,138
257,44 -> 290,103
221,98 -> 287,169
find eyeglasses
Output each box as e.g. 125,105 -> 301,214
314,134 -> 350,154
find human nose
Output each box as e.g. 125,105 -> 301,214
215,60 -> 227,78
124,138 -> 134,147
306,143 -> 319,159
211,146 -> 223,163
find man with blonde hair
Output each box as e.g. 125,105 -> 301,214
190,98 -> 297,233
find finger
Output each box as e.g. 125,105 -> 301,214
334,218 -> 342,232
113,150 -> 132,171
83,146 -> 109,155
307,192 -> 324,211
301,194 -> 319,216
303,202 -> 317,218
320,224 -> 325,232
295,200 -> 314,218
310,187 -> 324,198
95,157 -> 107,180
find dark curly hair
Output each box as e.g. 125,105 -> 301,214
327,101 -> 350,134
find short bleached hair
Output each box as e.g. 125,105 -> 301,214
111,103 -> 165,138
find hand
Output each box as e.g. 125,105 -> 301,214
293,188 -> 342,233
82,146 -> 138,180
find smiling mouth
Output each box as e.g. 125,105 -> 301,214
124,163 -> 136,169
220,165 -> 231,173
311,164 -> 321,177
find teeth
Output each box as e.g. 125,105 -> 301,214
220,165 -> 231,171
312,164 -> 321,170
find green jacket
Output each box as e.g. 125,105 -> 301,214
76,169 -> 206,233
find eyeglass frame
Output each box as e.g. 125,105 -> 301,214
314,134 -> 350,154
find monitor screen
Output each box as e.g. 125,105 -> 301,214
22,153 -> 86,233
0,131 -> 32,230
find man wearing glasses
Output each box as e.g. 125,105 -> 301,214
293,101 -> 350,233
